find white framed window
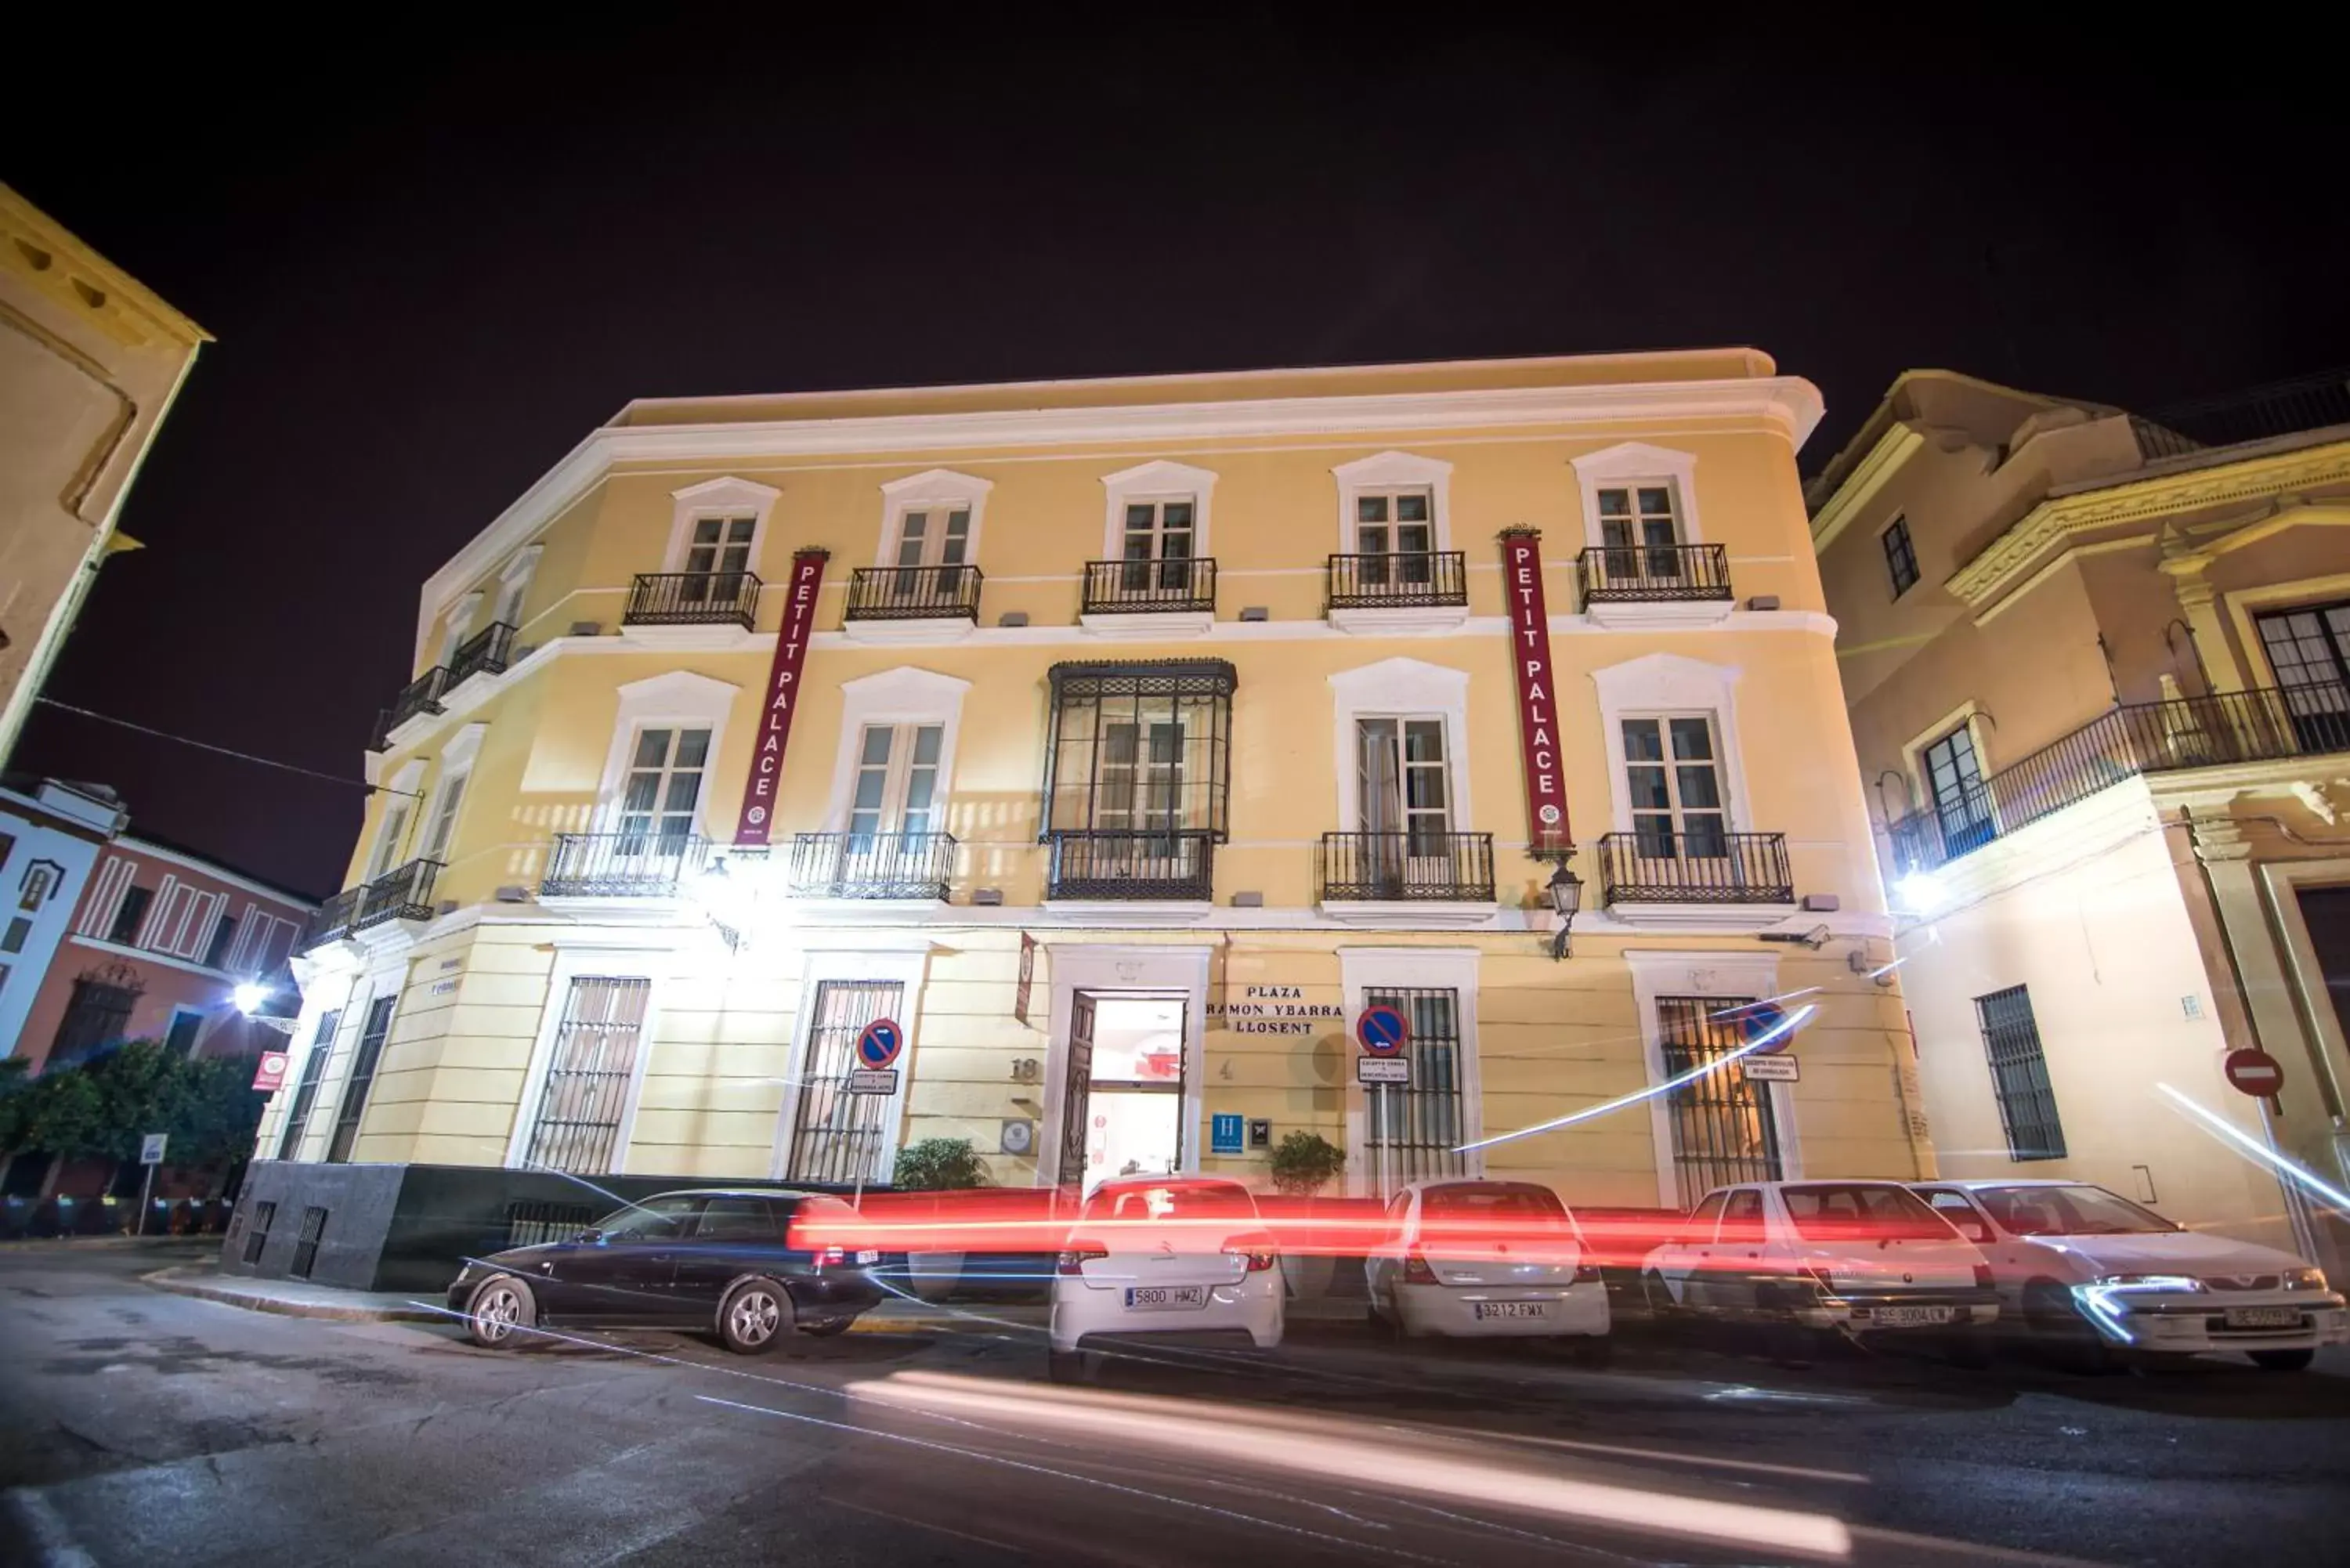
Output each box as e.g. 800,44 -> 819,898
1591,654 -> 1755,837
1625,951 -> 1795,1209
419,724 -> 485,865
593,672 -> 740,844
508,945 -> 668,1174
1340,946 -> 1482,1194
1328,658 -> 1473,838
1355,717 -> 1452,847
848,724 -> 945,840
1100,460 -> 1218,559
1621,714 -> 1729,858
490,544 -> 543,630
436,593 -> 482,669
822,667 -> 970,832
1570,442 -> 1703,551
1331,451 -> 1453,554
665,476 -> 779,575
877,468 -> 991,568
774,946 -> 935,1184
365,761 -> 425,881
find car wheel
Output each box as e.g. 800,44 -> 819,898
718,1279 -> 794,1355
465,1276 -> 536,1349
800,1318 -> 854,1338
2251,1348 -> 2316,1373
1640,1270 -> 1680,1320
1047,1348 -> 1090,1384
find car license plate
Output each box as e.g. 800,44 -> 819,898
1473,1302 -> 1549,1321
855,1250 -> 880,1265
2225,1306 -> 2303,1329
1872,1305 -> 1954,1327
1125,1285 -> 1209,1311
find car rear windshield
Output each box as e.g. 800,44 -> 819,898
1083,1183 -> 1259,1223
1420,1185 -> 1572,1227
1781,1183 -> 1955,1241
1972,1185 -> 2177,1237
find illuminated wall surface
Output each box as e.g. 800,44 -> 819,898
270,350 -> 1935,1207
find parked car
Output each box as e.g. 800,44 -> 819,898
450,1188 -> 884,1354
1909,1179 -> 2347,1371
1642,1180 -> 2000,1355
1050,1175 -> 1281,1378
1365,1180 -> 1610,1353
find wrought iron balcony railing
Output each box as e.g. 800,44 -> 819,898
1319,831 -> 1496,901
786,831 -> 956,899
1596,832 -> 1795,905
1081,558 -> 1217,616
1325,551 -> 1469,611
624,571 -> 761,630
374,667 -> 450,748
844,564 -> 983,622
355,858 -> 444,929
448,621 -> 518,685
540,833 -> 711,898
300,886 -> 363,951
1887,681 -> 2350,875
1045,829 -> 1214,901
1577,543 -> 1734,604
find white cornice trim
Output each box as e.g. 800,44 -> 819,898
418,377 -> 1825,653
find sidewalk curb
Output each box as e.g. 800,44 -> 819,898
142,1266 -> 442,1324
2,1234 -> 219,1249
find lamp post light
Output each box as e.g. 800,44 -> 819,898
1546,859 -> 1584,960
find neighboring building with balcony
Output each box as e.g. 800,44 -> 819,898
1808,367 -> 2350,1264
260,349 -> 1922,1248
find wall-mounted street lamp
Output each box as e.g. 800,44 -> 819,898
1546,860 -> 1584,960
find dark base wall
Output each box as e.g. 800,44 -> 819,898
222,1162 -> 866,1293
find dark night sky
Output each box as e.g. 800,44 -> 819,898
5,20 -> 2342,897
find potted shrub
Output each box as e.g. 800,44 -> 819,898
1267,1131 -> 1346,1299
892,1138 -> 988,1300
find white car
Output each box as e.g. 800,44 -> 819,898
1911,1179 -> 2347,1371
1365,1180 -> 1610,1352
1048,1175 -> 1282,1378
1643,1180 -> 2000,1349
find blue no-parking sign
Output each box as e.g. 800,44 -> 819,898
1356,1004 -> 1409,1058
1734,1001 -> 1791,1053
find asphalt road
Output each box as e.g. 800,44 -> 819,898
2,1245 -> 2347,1567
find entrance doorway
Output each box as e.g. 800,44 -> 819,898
1062,994 -> 1187,1194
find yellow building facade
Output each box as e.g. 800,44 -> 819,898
269,350 -> 1926,1210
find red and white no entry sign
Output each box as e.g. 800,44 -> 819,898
2222,1048 -> 2284,1098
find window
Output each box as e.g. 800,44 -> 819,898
19,865 -> 56,912
1354,489 -> 1435,587
1622,717 -> 1727,859
491,545 -> 540,627
365,800 -> 412,882
1656,995 -> 1783,1194
521,977 -> 651,1175
289,1206 -> 329,1278
1780,1183 -> 1951,1241
1118,498 -> 1197,592
783,979 -> 906,1183
667,477 -> 779,577
1975,985 -> 2066,1161
1596,483 -> 1684,578
1686,1189 -> 1730,1230
1356,717 -> 1452,854
240,1200 -> 277,1264
681,516 -> 756,603
693,1196 -> 779,1240
1971,1184 -> 2175,1237
1921,1188 -> 1995,1244
848,723 -> 944,842
326,995 -> 396,1163
50,965 -> 143,1065
595,1194 -> 701,1239
2254,601 -> 2350,751
436,593 -> 481,669
2,917 -> 28,954
1042,661 -> 1234,894
106,885 -> 150,944
420,770 -> 469,863
1922,721 -> 1994,856
618,728 -> 708,851
1882,515 -> 1919,597
202,914 -> 239,970
278,1009 -> 340,1160
164,1009 -> 204,1055
1360,986 -> 1466,1195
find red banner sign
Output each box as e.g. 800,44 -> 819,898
1501,529 -> 1573,857
735,547 -> 830,845
254,1051 -> 289,1093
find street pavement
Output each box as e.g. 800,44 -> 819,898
3,1244 -> 2347,1566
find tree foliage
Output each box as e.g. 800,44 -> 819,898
1267,1130 -> 1346,1196
892,1137 -> 990,1190
0,1042 -> 265,1169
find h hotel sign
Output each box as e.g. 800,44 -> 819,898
1500,529 -> 1573,857
734,547 -> 830,846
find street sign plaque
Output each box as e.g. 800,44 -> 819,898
846,1069 -> 898,1096
139,1133 -> 168,1165
1356,1057 -> 1411,1086
1741,1054 -> 1799,1082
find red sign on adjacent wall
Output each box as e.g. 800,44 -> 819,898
734,547 -> 830,846
1500,529 -> 1573,857
253,1051 -> 289,1093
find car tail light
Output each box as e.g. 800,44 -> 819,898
1056,1244 -> 1108,1277
1974,1264 -> 1996,1290
1402,1248 -> 1439,1285
1225,1247 -> 1278,1272
1573,1261 -> 1603,1284
817,1245 -> 846,1267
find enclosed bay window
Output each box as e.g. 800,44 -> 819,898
1042,660 -> 1235,899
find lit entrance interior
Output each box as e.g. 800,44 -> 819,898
1080,995 -> 1186,1190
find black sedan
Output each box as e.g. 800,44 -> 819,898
447,1188 -> 887,1353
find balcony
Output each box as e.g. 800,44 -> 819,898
844,564 -> 982,642
1596,832 -> 1796,930
447,621 -> 518,688
1318,831 -> 1498,926
540,833 -> 710,898
624,571 -> 761,634
1045,829 -> 1214,905
1325,551 -> 1470,633
371,667 -> 450,750
1576,544 -> 1736,627
300,886 -> 363,951
300,860 -> 444,953
1079,558 -> 1217,635
786,831 -> 955,900
1887,681 -> 2350,876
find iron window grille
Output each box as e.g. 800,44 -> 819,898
326,995 -> 396,1164
1361,987 -> 1468,1197
289,1206 -> 329,1279
1975,985 -> 2067,1162
1656,996 -> 1785,1198
1319,832 -> 1495,901
277,1010 -> 339,1160
1040,660 -> 1235,899
1576,543 -> 1734,604
844,563 -> 984,622
522,977 -> 653,1176
786,831 -> 955,899
1325,551 -> 1469,610
783,980 -> 905,1183
447,620 -> 518,685
625,570 -> 762,629
1882,515 -> 1919,598
240,1200 -> 277,1265
1595,832 -> 1794,904
1081,558 -> 1217,616
540,833 -> 710,898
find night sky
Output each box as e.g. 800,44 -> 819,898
5,22 -> 2341,897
